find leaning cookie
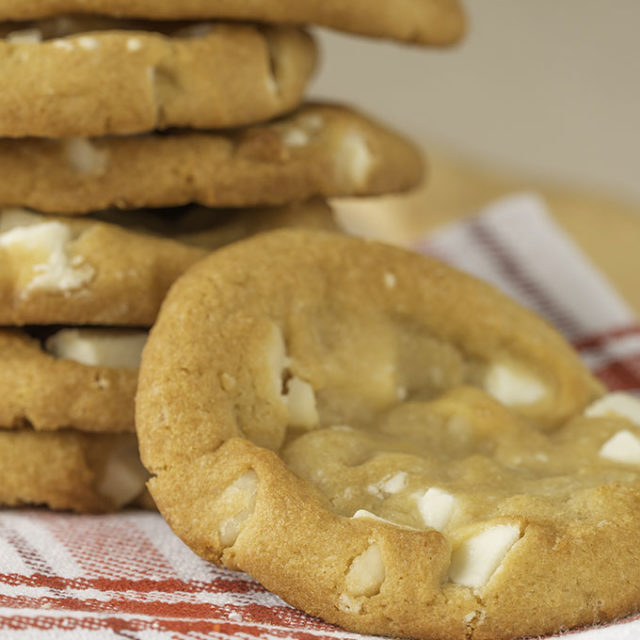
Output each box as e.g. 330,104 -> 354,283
0,0 -> 466,46
0,200 -> 336,325
0,429 -> 148,513
0,104 -> 424,214
0,18 -> 315,137
135,230 -> 640,640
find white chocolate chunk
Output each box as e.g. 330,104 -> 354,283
484,362 -> 547,407
52,39 -> 74,51
96,443 -> 148,508
0,222 -> 94,294
126,37 -> 143,52
585,392 -> 640,427
380,471 -> 408,494
45,329 -> 147,368
77,36 -> 99,50
338,130 -> 373,189
383,271 -> 397,289
266,324 -> 318,429
65,138 -> 109,176
449,524 -> 521,588
7,28 -> 43,43
599,430 -> 640,465
368,472 -> 408,498
416,488 -> 456,532
337,593 -> 362,614
281,127 -> 310,148
218,471 -> 258,547
351,510 -> 414,530
345,544 -> 385,597
284,376 -> 319,429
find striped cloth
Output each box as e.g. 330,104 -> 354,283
1,193 -> 639,639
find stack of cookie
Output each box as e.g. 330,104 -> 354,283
0,1 -> 465,512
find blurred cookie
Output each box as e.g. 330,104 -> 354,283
135,230 -> 640,640
0,104 -> 424,214
0,18 -> 316,137
0,1 -> 465,46
0,429 -> 148,512
0,200 -> 336,325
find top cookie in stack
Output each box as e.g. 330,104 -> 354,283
0,1 -> 464,513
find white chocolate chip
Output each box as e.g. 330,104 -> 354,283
585,393 -> 640,427
6,28 -> 43,44
266,324 -> 318,429
77,36 -> 99,50
449,524 -> 521,588
599,430 -> 640,465
338,130 -> 374,190
0,222 -> 94,294
218,471 -> 258,547
416,488 -> 456,532
344,544 -> 385,597
337,593 -> 362,614
351,510 -> 415,530
383,271 -> 397,289
96,443 -> 148,508
283,376 -> 319,429
367,472 -> 408,498
281,127 -> 310,148
484,362 -> 547,407
126,37 -> 143,52
45,329 -> 147,368
52,39 -> 74,51
65,138 -> 109,176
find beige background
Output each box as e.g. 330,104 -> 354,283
312,0 -> 640,206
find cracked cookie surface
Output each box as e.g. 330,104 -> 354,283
137,230 -> 640,639
0,17 -> 315,137
0,0 -> 466,46
0,104 -> 423,215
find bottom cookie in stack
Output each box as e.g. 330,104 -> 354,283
0,199 -> 338,512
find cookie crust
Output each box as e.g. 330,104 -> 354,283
0,21 -> 316,138
135,230 -> 636,640
0,104 -> 424,214
0,0 -> 466,46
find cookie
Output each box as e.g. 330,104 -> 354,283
0,429 -> 148,512
0,18 -> 316,138
135,230 -> 640,640
0,1 -> 466,46
0,200 -> 336,325
0,328 -> 143,434
0,104 -> 424,215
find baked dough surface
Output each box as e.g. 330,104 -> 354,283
0,17 -> 316,137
